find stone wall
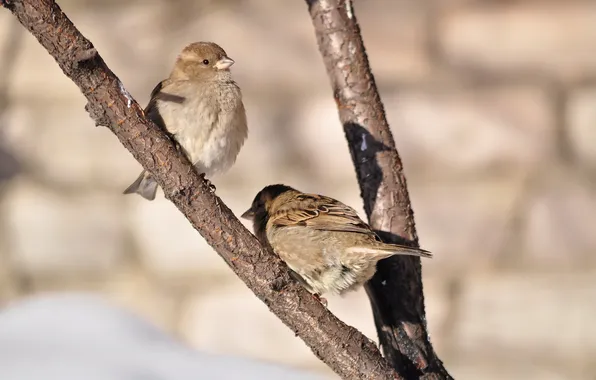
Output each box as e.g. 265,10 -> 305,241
1,1 -> 595,379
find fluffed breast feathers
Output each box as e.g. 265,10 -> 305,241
155,79 -> 247,175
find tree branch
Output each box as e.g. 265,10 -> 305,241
3,0 -> 400,378
306,0 -> 453,378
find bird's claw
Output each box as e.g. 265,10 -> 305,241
313,293 -> 328,307
207,180 -> 216,193
172,140 -> 184,155
198,173 -> 216,193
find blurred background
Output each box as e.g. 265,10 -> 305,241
1,0 -> 595,379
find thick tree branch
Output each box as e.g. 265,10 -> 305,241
3,0 -> 400,378
306,0 -> 453,378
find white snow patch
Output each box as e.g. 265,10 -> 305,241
0,293 -> 327,380
118,81 -> 133,108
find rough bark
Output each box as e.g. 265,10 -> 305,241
3,0 -> 400,378
305,0 -> 453,378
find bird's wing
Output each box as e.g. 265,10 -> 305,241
150,80 -> 187,106
147,81 -> 165,107
143,81 -> 168,131
271,193 -> 375,235
144,80 -> 187,134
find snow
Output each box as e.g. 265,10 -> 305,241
0,293 -> 328,380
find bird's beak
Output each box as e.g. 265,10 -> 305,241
241,208 -> 255,220
214,57 -> 235,70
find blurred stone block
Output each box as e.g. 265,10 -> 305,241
408,275 -> 451,352
128,195 -> 232,277
5,101 -> 140,189
447,358 -> 574,380
385,85 -> 553,174
0,143 -> 19,184
440,3 -> 596,81
8,2 -> 170,102
0,263 -> 19,302
180,278 -> 332,373
356,0 -> 432,84
455,273 -> 596,368
411,177 -> 523,272
568,88 -> 596,165
216,96 -> 299,187
4,180 -> 126,276
0,13 -> 13,39
101,271 -> 180,333
294,96 -> 357,182
8,23 -> 81,102
522,169 -> 596,268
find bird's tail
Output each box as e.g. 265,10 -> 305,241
349,243 -> 432,260
123,170 -> 159,201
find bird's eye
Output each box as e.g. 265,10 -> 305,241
202,59 -> 209,65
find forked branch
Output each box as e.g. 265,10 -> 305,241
4,0 -> 400,378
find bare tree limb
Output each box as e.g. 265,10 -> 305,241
3,0 -> 401,378
305,0 -> 453,378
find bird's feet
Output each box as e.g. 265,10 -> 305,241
198,173 -> 216,193
313,293 -> 328,307
171,139 -> 185,156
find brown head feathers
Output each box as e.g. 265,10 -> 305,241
171,41 -> 235,81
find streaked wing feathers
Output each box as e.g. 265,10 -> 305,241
144,80 -> 186,135
270,193 -> 374,235
144,80 -> 167,131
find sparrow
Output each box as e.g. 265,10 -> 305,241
124,42 -> 248,200
241,184 -> 432,299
